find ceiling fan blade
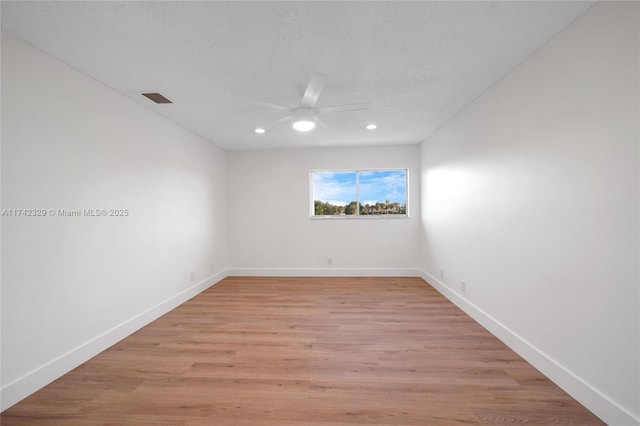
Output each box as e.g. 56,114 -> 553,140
240,95 -> 293,111
300,73 -> 328,108
265,114 -> 293,126
315,116 -> 328,128
314,103 -> 371,115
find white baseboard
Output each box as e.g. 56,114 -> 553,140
229,267 -> 422,277
0,269 -> 230,412
419,269 -> 639,426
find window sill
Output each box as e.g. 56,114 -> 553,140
310,215 -> 409,220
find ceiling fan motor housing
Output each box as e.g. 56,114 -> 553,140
292,108 -> 316,131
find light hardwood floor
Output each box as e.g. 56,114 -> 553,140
1,276 -> 603,425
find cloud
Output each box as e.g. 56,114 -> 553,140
312,171 -> 356,203
312,170 -> 406,205
359,170 -> 406,203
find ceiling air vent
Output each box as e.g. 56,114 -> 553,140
141,92 -> 172,104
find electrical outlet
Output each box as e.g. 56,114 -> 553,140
327,256 -> 332,265
439,269 -> 444,279
460,280 -> 466,293
190,271 -> 195,281
210,263 -> 214,272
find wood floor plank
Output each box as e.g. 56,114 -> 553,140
1,276 -> 603,425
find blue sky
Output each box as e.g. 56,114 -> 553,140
312,170 -> 407,206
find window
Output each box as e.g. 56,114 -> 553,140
310,169 -> 408,218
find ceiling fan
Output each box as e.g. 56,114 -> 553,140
249,73 -> 371,133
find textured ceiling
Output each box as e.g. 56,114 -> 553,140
1,1 -> 594,151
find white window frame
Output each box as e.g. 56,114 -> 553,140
309,168 -> 409,219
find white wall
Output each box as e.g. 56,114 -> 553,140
1,33 -> 228,409
228,146 -> 421,275
419,2 -> 639,425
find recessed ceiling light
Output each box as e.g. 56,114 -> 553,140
293,120 -> 315,132
366,124 -> 377,130
254,128 -> 266,134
